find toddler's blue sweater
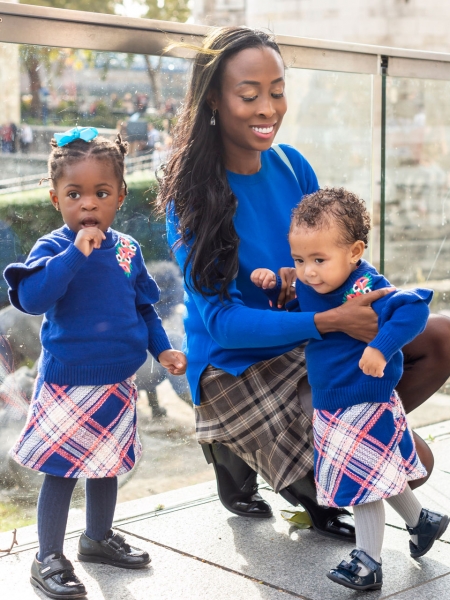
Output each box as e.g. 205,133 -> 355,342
3,225 -> 172,386
265,260 -> 432,410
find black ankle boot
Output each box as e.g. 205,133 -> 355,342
279,470 -> 355,541
203,443 -> 273,518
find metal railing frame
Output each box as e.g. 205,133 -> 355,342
3,2 -> 450,267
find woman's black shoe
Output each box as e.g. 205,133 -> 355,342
408,508 -> 449,558
279,470 -> 356,542
327,549 -> 383,591
203,443 -> 273,518
77,530 -> 151,569
30,553 -> 87,599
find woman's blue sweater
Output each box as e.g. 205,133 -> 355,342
166,144 -> 321,405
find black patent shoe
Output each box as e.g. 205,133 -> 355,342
77,530 -> 151,569
327,549 -> 383,591
30,553 -> 87,599
279,470 -> 356,542
408,508 -> 449,558
202,443 -> 273,518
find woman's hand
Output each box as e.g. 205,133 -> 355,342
159,349 -> 187,375
276,267 -> 297,307
314,287 -> 395,343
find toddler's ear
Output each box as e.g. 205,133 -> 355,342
49,189 -> 59,211
350,240 -> 365,263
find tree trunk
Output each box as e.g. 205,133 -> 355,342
24,51 -> 42,119
144,54 -> 162,110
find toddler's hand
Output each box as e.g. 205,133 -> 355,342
159,349 -> 187,375
74,227 -> 106,257
276,267 -> 297,307
359,346 -> 387,378
250,268 -> 277,289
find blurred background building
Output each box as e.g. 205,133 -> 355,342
193,0 -> 450,52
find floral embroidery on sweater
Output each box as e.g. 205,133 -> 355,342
116,236 -> 137,276
343,273 -> 373,302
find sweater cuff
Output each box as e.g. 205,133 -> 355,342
148,333 -> 173,361
369,331 -> 400,362
60,243 -> 88,273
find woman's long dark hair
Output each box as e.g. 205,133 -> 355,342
156,27 -> 282,300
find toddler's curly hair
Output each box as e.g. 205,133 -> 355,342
291,187 -> 371,248
43,134 -> 129,194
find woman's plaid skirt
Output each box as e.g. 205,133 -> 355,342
313,392 -> 427,507
10,375 -> 142,478
196,346 -> 314,493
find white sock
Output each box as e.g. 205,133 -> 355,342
352,500 -> 385,575
385,485 -> 422,546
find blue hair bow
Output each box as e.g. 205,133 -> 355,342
54,126 -> 98,147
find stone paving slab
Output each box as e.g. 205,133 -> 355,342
0,535 -> 289,600
118,489 -> 450,600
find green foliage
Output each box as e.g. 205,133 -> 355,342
143,0 -> 190,22
0,178 -> 168,263
20,0 -> 116,13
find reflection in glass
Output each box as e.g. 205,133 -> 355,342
385,77 -> 450,317
0,43 -> 208,532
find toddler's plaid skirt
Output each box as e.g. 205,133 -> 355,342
196,346 -> 314,493
10,376 -> 142,478
313,392 -> 427,507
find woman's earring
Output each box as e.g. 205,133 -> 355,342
210,109 -> 217,126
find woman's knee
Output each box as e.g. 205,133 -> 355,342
409,431 -> 434,490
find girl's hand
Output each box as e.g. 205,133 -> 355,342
159,349 -> 187,375
250,268 -> 277,289
359,346 -> 387,377
314,287 -> 395,343
74,227 -> 106,257
276,267 -> 297,307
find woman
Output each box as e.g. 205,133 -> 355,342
157,26 -> 450,541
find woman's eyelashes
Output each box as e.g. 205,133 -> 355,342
241,92 -> 285,102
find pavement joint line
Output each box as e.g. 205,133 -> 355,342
0,495 -> 223,558
115,525 -> 314,600
379,568 -> 450,599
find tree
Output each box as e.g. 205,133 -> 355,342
21,0 -> 116,12
140,1 -> 191,108
20,0 -> 191,116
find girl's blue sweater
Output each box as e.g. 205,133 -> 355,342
166,144 -> 321,405
3,226 -> 172,386
265,260 -> 432,410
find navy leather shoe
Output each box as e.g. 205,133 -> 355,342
30,553 -> 87,599
327,549 -> 383,591
78,530 -> 150,569
408,508 -> 449,558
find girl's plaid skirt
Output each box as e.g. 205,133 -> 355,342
196,346 -> 314,493
313,392 -> 427,507
10,376 -> 142,478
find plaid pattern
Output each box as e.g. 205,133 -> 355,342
196,346 -> 314,492
313,392 -> 427,507
10,376 -> 142,478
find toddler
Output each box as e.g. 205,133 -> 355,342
251,187 -> 448,591
3,126 -> 187,599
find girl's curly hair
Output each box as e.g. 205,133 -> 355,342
291,187 -> 371,248
42,134 -> 129,194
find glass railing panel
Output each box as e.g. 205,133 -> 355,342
0,42 -> 200,531
384,76 -> 450,315
280,68 -> 373,208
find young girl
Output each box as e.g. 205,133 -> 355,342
3,126 -> 187,600
251,187 -> 448,592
